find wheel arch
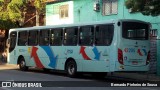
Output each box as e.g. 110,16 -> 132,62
17,55 -> 24,65
64,57 -> 77,70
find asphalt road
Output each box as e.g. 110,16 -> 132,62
0,65 -> 160,90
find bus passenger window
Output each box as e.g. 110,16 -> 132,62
50,29 -> 62,46
39,30 -> 49,46
28,30 -> 38,46
95,25 -> 114,46
9,31 -> 17,52
64,27 -> 78,46
79,26 -> 94,46
18,31 -> 28,46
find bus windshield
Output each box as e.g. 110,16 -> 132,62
122,22 -> 149,40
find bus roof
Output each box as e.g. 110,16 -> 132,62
9,19 -> 149,32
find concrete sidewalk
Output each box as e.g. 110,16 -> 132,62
0,64 -> 18,70
0,61 -> 18,70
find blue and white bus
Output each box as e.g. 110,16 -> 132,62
7,19 -> 150,77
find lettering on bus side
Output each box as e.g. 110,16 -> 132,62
124,48 -> 135,53
65,49 -> 73,55
19,49 -> 27,52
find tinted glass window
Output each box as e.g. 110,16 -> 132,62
18,31 -> 28,46
122,22 -> 149,40
64,27 -> 78,46
39,30 -> 49,45
9,31 -> 17,52
79,26 -> 94,46
28,30 -> 38,46
95,24 -> 114,46
50,29 -> 63,46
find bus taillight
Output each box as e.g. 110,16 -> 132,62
146,51 -> 150,65
118,48 -> 123,65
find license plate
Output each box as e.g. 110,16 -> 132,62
132,61 -> 138,65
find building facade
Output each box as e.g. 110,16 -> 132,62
46,0 -> 160,29
46,0 -> 160,75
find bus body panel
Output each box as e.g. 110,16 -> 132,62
121,40 -> 149,66
11,45 -> 115,72
115,62 -> 149,71
115,20 -> 150,71
7,19 -> 150,74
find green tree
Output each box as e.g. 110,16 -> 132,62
0,0 -> 27,28
125,0 -> 160,16
0,19 -> 18,30
0,0 -> 10,20
7,0 -> 27,22
0,0 -> 46,28
34,0 -> 46,26
0,0 -> 46,53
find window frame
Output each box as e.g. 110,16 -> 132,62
39,29 -> 50,46
18,31 -> 28,46
95,24 -> 114,46
9,31 -> 17,52
150,29 -> 157,37
28,30 -> 39,46
63,27 -> 78,46
122,22 -> 149,40
50,28 -> 63,46
79,25 -> 94,46
59,4 -> 69,19
102,0 -> 118,16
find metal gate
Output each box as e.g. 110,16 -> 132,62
149,37 -> 157,74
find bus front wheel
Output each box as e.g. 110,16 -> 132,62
19,58 -> 28,71
66,60 -> 77,78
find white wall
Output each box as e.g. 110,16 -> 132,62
46,1 -> 74,25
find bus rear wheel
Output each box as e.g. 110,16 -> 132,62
19,58 -> 28,71
66,60 -> 77,78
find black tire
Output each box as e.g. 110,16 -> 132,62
43,68 -> 50,73
66,60 -> 77,78
19,57 -> 28,71
92,72 -> 107,78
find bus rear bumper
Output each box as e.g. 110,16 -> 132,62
115,64 -> 149,72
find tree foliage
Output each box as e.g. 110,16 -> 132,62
0,19 -> 18,30
34,0 -> 46,12
7,0 -> 27,21
34,0 -> 46,26
0,0 -> 46,29
0,0 -> 27,29
125,0 -> 160,16
0,0 -> 9,20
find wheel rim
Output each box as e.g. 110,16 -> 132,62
68,64 -> 75,75
20,61 -> 25,68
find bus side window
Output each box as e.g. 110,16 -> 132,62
64,27 -> 78,46
95,24 -> 114,46
79,26 -> 94,46
39,30 -> 49,46
28,30 -> 38,46
50,28 -> 63,46
18,31 -> 28,46
9,31 -> 17,52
